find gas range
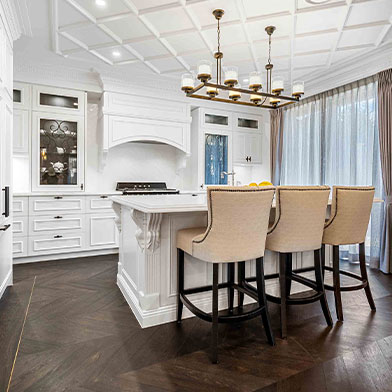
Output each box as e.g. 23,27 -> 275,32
116,182 -> 180,195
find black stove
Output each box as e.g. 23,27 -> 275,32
116,182 -> 180,195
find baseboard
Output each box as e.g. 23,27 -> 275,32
13,248 -> 119,264
0,268 -> 12,300
117,271 -> 257,329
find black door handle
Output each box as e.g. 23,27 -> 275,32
100,195 -> 108,199
2,187 -> 9,218
0,224 -> 11,231
54,216 -> 63,219
246,156 -> 249,162
249,156 -> 252,162
54,235 -> 63,238
54,196 -> 63,199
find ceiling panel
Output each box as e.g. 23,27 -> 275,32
296,0 -> 345,11
295,31 -> 338,53
102,15 -> 152,40
296,7 -> 346,34
293,52 -> 329,68
202,24 -> 247,46
346,0 -> 392,26
73,0 -> 130,18
247,15 -> 292,41
242,0 -> 292,18
70,24 -> 114,46
130,39 -> 170,58
164,32 -> 206,53
95,46 -> 137,62
143,8 -> 194,34
149,57 -> 182,72
338,25 -> 385,48
58,1 -> 88,26
332,47 -> 370,63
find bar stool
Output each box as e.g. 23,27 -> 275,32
176,186 -> 275,364
258,186 -> 333,338
322,186 -> 376,321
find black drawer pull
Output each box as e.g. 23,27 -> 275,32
0,224 -> 11,232
100,195 -> 108,199
2,187 -> 9,217
54,196 -> 63,199
54,235 -> 63,238
54,216 -> 63,219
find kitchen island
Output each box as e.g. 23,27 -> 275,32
111,193 -> 327,328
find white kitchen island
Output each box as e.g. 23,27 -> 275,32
111,193 -> 325,328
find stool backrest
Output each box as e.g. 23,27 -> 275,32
266,186 -> 330,253
192,186 -> 275,263
323,186 -> 375,245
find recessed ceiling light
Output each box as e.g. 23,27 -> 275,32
112,50 -> 121,58
243,78 -> 249,83
95,0 -> 107,8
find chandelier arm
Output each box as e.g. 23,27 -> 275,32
203,82 -> 299,102
187,94 -> 279,109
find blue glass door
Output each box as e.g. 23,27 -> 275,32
205,133 -> 228,185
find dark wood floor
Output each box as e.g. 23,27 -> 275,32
1,255 -> 392,392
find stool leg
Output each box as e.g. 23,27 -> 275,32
227,263 -> 235,313
286,253 -> 292,298
332,245 -> 344,321
279,253 -> 287,339
315,248 -> 333,327
238,262 -> 245,308
321,244 -> 326,279
177,248 -> 184,324
212,263 -> 219,364
359,242 -> 376,311
256,257 -> 275,346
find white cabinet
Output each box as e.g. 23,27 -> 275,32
86,213 -> 118,250
233,132 -> 262,165
32,85 -> 86,116
13,194 -> 118,261
13,82 -> 30,109
31,112 -> 85,192
13,109 -> 29,154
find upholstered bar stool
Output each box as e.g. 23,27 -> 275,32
257,186 -> 333,338
322,186 -> 376,321
176,186 -> 275,364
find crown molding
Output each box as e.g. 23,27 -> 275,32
0,0 -> 23,43
304,41 -> 392,97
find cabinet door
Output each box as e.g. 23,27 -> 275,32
31,112 -> 85,191
233,132 -> 247,164
0,102 -> 12,225
32,85 -> 85,116
236,114 -> 261,132
13,82 -> 30,110
204,133 -> 229,185
86,213 -> 118,249
201,109 -> 232,130
13,109 -> 29,154
248,133 -> 262,164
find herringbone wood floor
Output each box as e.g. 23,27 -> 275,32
1,255 -> 392,392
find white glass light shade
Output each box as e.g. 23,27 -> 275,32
224,66 -> 238,87
250,94 -> 261,104
197,60 -> 212,81
249,71 -> 262,91
229,84 -> 241,101
206,86 -> 218,97
272,76 -> 284,94
181,73 -> 194,92
292,80 -> 305,96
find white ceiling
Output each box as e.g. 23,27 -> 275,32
16,0 -> 392,91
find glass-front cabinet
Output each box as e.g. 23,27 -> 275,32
204,133 -> 229,185
31,112 -> 84,191
32,86 -> 85,116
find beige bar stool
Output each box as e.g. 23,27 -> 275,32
259,186 -> 333,338
176,186 -> 275,364
322,186 -> 376,321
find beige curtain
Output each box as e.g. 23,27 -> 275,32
378,69 -> 392,273
270,108 -> 284,185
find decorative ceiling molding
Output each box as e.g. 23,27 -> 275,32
0,0 -> 25,42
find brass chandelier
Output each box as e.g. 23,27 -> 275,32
181,9 -> 305,109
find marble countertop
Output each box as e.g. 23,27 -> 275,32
111,193 -> 384,214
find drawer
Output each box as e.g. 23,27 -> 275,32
29,214 -> 84,235
13,197 -> 29,216
13,237 -> 28,258
85,195 -> 114,213
29,196 -> 85,215
13,216 -> 28,237
28,233 -> 84,255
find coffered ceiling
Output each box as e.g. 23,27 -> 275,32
25,0 -> 392,90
